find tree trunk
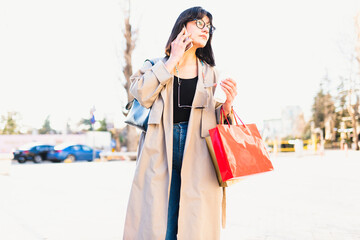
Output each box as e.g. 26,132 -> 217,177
353,99 -> 359,151
115,129 -> 121,152
352,115 -> 359,150
122,1 -> 139,153
347,98 -> 360,150
126,126 -> 139,152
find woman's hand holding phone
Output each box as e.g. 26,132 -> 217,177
165,27 -> 193,73
183,26 -> 193,52
172,27 -> 192,56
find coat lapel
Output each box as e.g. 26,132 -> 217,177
191,59 -> 211,109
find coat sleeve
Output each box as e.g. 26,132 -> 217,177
130,59 -> 172,109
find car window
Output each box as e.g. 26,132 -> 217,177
72,146 -> 81,151
82,146 -> 92,151
38,146 -> 45,151
44,146 -> 53,151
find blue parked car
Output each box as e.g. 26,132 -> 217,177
13,143 -> 54,164
47,143 -> 101,162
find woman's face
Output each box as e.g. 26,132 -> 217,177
185,16 -> 211,48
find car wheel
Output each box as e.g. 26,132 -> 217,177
65,154 -> 76,163
17,157 -> 26,164
33,155 -> 43,163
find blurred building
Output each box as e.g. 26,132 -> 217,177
263,105 -> 305,140
262,119 -> 282,141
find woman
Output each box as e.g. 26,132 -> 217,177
123,6 -> 237,240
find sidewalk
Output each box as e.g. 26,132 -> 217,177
0,153 -> 12,175
0,150 -> 359,239
222,150 -> 360,240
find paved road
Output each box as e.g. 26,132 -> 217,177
0,150 -> 359,240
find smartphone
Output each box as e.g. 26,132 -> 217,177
183,26 -> 193,52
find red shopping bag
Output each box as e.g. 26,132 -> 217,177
208,109 -> 273,182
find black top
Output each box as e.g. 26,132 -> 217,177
173,75 -> 198,123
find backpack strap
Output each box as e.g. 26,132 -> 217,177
145,59 -> 155,66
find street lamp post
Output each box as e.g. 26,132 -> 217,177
90,106 -> 96,161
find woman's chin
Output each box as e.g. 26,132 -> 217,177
193,42 -> 207,49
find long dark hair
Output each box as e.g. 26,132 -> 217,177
165,6 -> 215,66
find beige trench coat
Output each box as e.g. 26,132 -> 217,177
123,57 -> 223,240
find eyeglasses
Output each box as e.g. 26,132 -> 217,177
193,19 -> 216,34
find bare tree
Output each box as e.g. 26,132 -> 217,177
350,11 -> 360,150
356,12 -> 360,65
121,0 -> 139,153
1,112 -> 21,135
336,12 -> 360,150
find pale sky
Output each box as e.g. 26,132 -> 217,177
0,0 -> 359,132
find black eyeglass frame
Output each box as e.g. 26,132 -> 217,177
192,19 -> 216,34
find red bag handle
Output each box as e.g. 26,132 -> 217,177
232,109 -> 246,127
220,107 -> 253,135
220,107 -> 246,128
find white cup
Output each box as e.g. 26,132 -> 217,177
214,69 -> 231,103
214,80 -> 227,103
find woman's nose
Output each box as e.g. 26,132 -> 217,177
202,27 -> 209,34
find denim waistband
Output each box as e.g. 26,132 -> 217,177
173,121 -> 189,129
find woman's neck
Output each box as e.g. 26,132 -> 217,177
176,49 -> 198,78
178,47 -> 197,68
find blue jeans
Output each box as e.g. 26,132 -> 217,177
165,122 -> 188,240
